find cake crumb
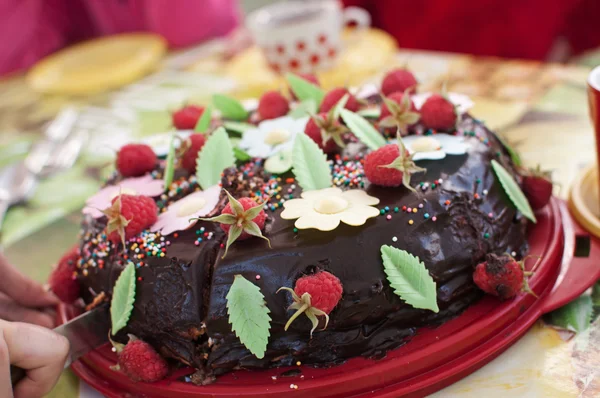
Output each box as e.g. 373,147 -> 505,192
85,291 -> 107,311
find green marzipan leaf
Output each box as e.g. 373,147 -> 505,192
234,147 -> 251,162
226,275 -> 271,358
288,100 -> 317,119
380,245 -> 439,313
163,134 -> 176,190
110,262 -> 136,334
548,295 -> 593,333
340,109 -> 387,151
357,107 -> 381,119
196,127 -> 235,189
286,73 -> 325,107
496,133 -> 522,167
213,94 -> 248,121
194,104 -> 212,133
491,160 -> 536,223
223,121 -> 254,134
292,133 -> 332,191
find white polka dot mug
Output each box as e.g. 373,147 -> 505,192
246,0 -> 371,75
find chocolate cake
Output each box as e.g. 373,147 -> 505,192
69,77 -> 532,384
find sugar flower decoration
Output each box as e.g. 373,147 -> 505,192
412,92 -> 474,114
400,133 -> 468,161
239,116 -> 308,158
280,187 -> 380,231
83,175 -> 164,219
150,185 -> 221,236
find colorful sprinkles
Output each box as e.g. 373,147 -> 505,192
331,155 -> 365,188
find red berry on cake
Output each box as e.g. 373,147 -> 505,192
521,166 -> 553,210
199,190 -> 270,258
48,246 -> 81,303
319,87 -> 360,113
113,335 -> 169,383
116,144 -> 157,177
289,73 -> 320,100
379,90 -> 420,131
172,105 -> 205,130
364,138 -> 426,191
473,254 -> 538,300
381,68 -> 418,96
258,91 -> 290,120
181,134 -> 207,174
305,112 -> 348,153
104,194 -> 158,247
420,94 -> 457,131
278,271 -> 343,335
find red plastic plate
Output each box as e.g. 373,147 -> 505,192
61,199 -> 600,397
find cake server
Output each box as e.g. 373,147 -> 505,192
10,303 -> 110,386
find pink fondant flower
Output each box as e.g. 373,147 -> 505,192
150,185 -> 221,236
83,175 -> 164,218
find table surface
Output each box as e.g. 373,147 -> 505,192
1,31 -> 599,397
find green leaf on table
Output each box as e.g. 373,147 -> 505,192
380,245 -> 439,313
194,104 -> 212,133
491,160 -> 536,223
357,107 -> 381,119
286,73 -> 325,107
265,149 -> 293,174
234,147 -> 252,162
547,295 -> 593,333
196,127 -> 235,189
110,262 -> 136,334
288,100 -> 317,119
340,109 -> 387,150
213,94 -> 249,121
226,274 -> 271,358
496,133 -> 522,167
292,133 -> 332,191
223,121 -> 255,134
163,134 -> 176,190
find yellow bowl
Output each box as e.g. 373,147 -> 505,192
27,33 -> 167,95
568,164 -> 600,238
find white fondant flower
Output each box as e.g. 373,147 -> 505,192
142,130 -> 192,157
280,187 -> 380,231
239,116 -> 309,158
83,175 -> 164,218
412,92 -> 474,114
401,133 -> 468,161
150,185 -> 221,236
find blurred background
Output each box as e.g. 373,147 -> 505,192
1,0 -> 600,396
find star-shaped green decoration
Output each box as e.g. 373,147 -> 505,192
381,132 -> 427,192
379,88 -> 421,132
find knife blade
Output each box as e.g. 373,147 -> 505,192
10,304 -> 110,386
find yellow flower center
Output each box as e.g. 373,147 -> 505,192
264,129 -> 291,146
411,136 -> 441,153
109,187 -> 137,200
313,196 -> 349,214
176,196 -> 207,217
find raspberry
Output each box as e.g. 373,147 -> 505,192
379,91 -> 416,121
364,142 -> 425,190
473,253 -> 535,300
116,144 -> 157,178
48,246 -> 80,303
319,87 -> 360,113
105,195 -> 158,245
304,113 -> 344,153
522,168 -> 553,210
420,94 -> 457,131
258,91 -> 289,120
220,197 -> 267,240
116,335 -> 169,383
289,73 -> 320,100
279,271 -> 343,335
172,105 -> 205,130
181,134 -> 207,174
381,68 -> 418,96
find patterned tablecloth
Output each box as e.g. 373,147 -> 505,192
1,30 -> 599,397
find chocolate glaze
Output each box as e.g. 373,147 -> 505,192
76,115 -> 527,378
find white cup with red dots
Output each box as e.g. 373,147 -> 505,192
246,0 -> 371,74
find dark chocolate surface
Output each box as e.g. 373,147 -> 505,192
76,115 -> 528,377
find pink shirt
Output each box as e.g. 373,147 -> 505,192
0,0 -> 240,76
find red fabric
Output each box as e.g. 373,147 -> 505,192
343,0 -> 588,60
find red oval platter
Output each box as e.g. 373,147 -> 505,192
60,199 -> 600,398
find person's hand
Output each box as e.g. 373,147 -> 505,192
0,253 -> 59,328
0,320 -> 69,398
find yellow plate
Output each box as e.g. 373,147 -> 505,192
568,164 -> 600,239
27,33 -> 167,95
